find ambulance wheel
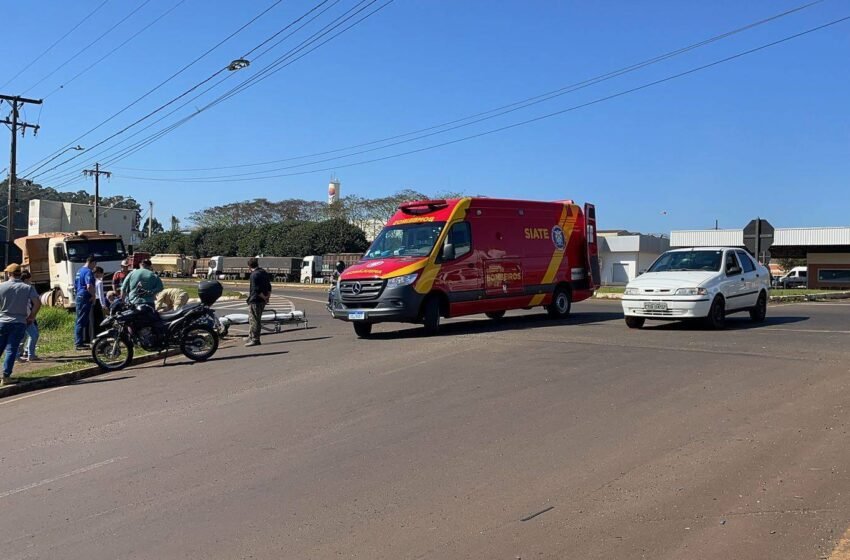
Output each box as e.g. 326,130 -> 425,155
423,297 -> 441,335
547,287 -> 572,319
353,322 -> 373,338
485,311 -> 505,320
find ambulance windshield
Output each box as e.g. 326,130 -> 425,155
364,222 -> 445,260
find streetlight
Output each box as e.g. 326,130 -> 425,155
228,59 -> 250,71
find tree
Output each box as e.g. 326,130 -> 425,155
142,217 -> 164,237
776,257 -> 805,274
138,231 -> 188,254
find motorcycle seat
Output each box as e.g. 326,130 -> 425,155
158,302 -> 202,321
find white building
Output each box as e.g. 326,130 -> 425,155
598,231 -> 670,285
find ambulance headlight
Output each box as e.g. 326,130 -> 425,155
386,273 -> 419,289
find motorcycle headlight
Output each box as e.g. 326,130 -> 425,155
623,287 -> 640,295
386,273 -> 419,289
675,287 -> 708,296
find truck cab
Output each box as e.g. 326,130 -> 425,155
16,231 -> 128,307
301,255 -> 323,283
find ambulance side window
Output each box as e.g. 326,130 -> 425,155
447,222 -> 472,260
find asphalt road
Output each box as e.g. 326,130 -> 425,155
1,291 -> 850,559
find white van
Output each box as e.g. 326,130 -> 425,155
777,266 -> 807,289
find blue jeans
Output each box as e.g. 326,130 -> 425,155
24,321 -> 39,358
75,294 -> 93,347
0,322 -> 27,376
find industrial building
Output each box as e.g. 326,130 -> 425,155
598,230 -> 669,285
671,221 -> 850,289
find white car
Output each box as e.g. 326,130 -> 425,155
621,247 -> 770,329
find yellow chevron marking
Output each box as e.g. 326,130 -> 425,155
529,204 -> 578,307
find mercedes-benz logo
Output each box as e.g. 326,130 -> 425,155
351,282 -> 363,295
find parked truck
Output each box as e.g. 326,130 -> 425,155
15,230 -> 129,307
300,252 -> 363,283
150,254 -> 193,277
28,199 -> 141,250
208,256 -> 302,282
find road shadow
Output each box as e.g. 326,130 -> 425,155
366,311 -> 623,340
211,350 -> 289,362
643,315 -> 810,331
257,336 -> 333,346
71,376 -> 135,385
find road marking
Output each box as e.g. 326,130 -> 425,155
0,386 -> 65,406
279,294 -> 327,304
829,525 -> 850,560
0,457 -> 125,499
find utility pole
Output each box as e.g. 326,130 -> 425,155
1,94 -> 42,266
83,163 -> 111,231
148,201 -> 153,237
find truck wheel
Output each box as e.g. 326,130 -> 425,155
423,297 -> 441,335
625,316 -> 645,329
749,291 -> 767,322
353,322 -> 372,338
485,311 -> 505,320
705,296 -> 726,329
546,287 -> 572,319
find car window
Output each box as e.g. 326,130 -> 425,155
725,251 -> 742,276
736,251 -> 755,273
800,270 -> 807,278
647,250 -> 723,273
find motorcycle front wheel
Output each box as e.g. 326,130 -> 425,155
181,325 -> 219,362
92,335 -> 134,371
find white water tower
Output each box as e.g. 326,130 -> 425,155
328,176 -> 341,204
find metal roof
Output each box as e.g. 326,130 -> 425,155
773,227 -> 850,246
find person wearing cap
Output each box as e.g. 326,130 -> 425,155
122,258 -> 163,306
0,263 -> 41,385
74,255 -> 97,350
112,259 -> 130,295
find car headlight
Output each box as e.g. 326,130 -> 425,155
623,287 -> 640,295
674,287 -> 708,296
386,273 -> 419,288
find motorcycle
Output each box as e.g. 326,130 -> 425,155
91,281 -> 223,371
326,260 -> 346,313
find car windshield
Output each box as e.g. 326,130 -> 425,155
647,250 -> 723,273
363,222 -> 445,260
66,239 -> 127,263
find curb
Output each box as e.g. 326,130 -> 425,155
0,350 -> 180,400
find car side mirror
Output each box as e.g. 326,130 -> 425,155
442,240 -> 455,261
727,266 -> 741,276
52,246 -> 66,263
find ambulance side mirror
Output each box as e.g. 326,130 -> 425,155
442,240 -> 455,261
335,261 -> 346,273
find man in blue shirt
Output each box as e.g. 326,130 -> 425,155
75,256 -> 97,350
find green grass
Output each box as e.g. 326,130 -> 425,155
770,288 -> 848,297
596,286 -> 625,294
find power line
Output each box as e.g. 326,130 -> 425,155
35,0 -> 389,183
0,0 -> 112,90
21,0 -> 287,177
44,0 -> 189,99
110,0 -> 826,174
23,0 -> 154,95
116,14 -> 850,184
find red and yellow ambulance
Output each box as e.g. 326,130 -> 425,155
330,197 -> 599,337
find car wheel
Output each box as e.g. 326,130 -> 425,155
353,322 -> 373,338
625,316 -> 645,329
485,311 -> 506,320
422,297 -> 441,335
705,296 -> 726,329
749,292 -> 767,322
546,286 -> 572,319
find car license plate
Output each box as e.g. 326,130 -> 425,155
644,301 -> 668,311
348,311 -> 366,320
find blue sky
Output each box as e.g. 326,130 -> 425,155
3,0 -> 848,232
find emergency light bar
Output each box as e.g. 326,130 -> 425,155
399,200 -> 448,215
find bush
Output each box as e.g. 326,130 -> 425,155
38,306 -> 75,332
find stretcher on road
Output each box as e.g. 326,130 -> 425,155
217,309 -> 307,337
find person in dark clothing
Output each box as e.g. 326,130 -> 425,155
246,257 -> 271,347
